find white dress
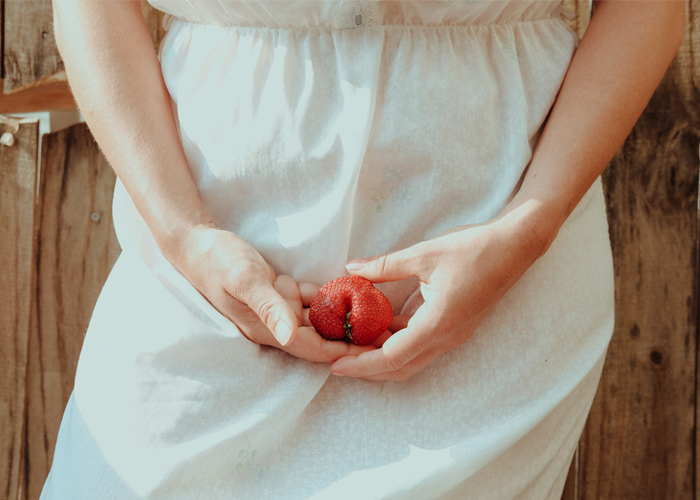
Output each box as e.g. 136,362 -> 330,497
41,1 -> 615,498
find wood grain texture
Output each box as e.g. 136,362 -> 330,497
3,0 -> 64,94
575,1 -> 700,498
561,449 -> 577,500
21,123 -> 120,500
0,121 -> 39,500
688,2 -> 700,498
0,78 -> 75,113
0,1 -> 161,105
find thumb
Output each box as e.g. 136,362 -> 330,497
243,278 -> 299,346
345,244 -> 426,283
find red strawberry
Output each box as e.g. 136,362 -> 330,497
309,276 -> 393,346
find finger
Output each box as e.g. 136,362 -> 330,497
286,298 -> 304,326
372,329 -> 393,348
228,274 -> 299,347
372,313 -> 413,348
214,292 -> 265,339
302,308 -> 312,327
359,348 -> 441,381
274,275 -> 304,325
388,314 -> 412,333
280,326 -> 375,363
330,305 -> 434,377
345,242 -> 431,283
299,282 -> 321,306
274,275 -> 301,301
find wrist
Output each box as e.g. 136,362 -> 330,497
493,196 -> 568,260
149,204 -> 216,267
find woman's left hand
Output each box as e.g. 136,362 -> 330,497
330,212 -> 553,381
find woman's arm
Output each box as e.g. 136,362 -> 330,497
53,0 -> 373,361
331,0 -> 686,380
53,0 -> 207,260
504,0 -> 687,253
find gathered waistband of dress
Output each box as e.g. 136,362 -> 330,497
163,9 -> 573,31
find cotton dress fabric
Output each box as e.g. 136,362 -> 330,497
41,1 -> 615,498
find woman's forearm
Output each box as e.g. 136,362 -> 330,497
53,0 -> 212,262
500,0 -> 685,254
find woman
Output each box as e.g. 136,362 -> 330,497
43,0 -> 684,498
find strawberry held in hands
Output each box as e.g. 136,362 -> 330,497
309,276 -> 393,346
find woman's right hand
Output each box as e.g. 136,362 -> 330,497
52,1 -> 372,364
170,224 -> 375,363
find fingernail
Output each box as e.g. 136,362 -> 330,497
331,371 -> 346,377
345,260 -> 365,272
275,320 -> 293,345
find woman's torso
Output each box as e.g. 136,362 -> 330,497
147,0 -> 568,28
39,2 -> 618,499
118,0 -> 580,310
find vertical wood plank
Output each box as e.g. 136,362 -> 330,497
681,7 -> 700,498
3,0 -> 64,93
560,448 -> 578,500
0,121 -> 39,500
690,3 -> 700,499
577,1 -> 700,497
21,123 -> 120,500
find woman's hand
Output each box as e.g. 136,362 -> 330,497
328,0 -> 687,382
171,224 -> 374,363
330,207 -> 552,381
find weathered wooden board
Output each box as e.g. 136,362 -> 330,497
21,123 -> 121,500
573,1 -> 700,498
3,0 -> 64,93
0,79 -> 76,113
561,448 -> 578,500
687,2 -> 700,499
0,121 -> 39,500
2,0 -> 162,95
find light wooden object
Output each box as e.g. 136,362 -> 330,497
0,79 -> 76,114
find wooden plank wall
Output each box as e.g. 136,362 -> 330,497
0,81 -> 76,113
562,1 -> 700,498
0,121 -> 39,500
2,1 -> 64,93
20,123 -> 121,500
0,3 -> 161,497
1,1 -> 700,499
0,0 -> 164,112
